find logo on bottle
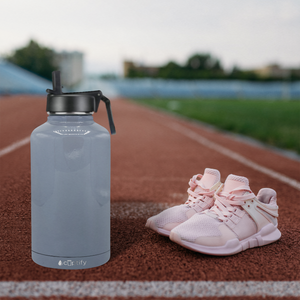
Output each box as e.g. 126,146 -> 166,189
58,259 -> 87,267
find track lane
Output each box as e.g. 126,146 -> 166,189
0,96 -> 300,284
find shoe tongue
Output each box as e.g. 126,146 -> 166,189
223,174 -> 249,194
197,168 -> 220,190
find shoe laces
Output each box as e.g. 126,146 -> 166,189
185,174 -> 215,207
207,184 -> 255,221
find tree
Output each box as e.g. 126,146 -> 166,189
185,53 -> 223,72
6,40 -> 58,80
229,65 -> 260,81
158,61 -> 183,79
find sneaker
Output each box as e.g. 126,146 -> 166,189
145,168 -> 222,236
170,174 -> 281,255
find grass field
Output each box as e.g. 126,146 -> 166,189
133,98 -> 300,155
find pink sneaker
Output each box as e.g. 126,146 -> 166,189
170,174 -> 281,255
145,168 -> 222,236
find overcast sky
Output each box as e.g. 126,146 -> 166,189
1,0 -> 299,74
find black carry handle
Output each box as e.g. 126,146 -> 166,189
100,95 -> 116,135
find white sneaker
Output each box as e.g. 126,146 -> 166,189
170,174 -> 281,255
145,168 -> 222,236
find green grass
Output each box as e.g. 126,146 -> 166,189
133,98 -> 300,155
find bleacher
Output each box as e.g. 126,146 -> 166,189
0,59 -> 50,95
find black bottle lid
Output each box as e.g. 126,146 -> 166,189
46,71 -> 116,134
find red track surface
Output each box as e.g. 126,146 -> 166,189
0,95 -> 300,283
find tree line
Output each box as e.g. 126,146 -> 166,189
3,40 -> 300,81
126,54 -> 300,81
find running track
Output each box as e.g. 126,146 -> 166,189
0,95 -> 300,299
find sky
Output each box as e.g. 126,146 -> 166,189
1,0 -> 300,75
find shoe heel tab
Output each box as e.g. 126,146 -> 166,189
257,188 -> 277,205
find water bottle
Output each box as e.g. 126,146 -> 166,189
31,71 -> 116,269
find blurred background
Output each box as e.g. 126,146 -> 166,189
0,0 -> 299,155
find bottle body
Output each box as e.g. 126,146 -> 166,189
31,114 -> 110,269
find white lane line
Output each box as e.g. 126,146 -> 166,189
1,281 -> 299,297
0,136 -> 30,158
166,122 -> 300,191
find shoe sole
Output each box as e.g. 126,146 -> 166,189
145,218 -> 170,237
170,223 -> 281,256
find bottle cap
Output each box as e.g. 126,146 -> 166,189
46,71 -> 116,134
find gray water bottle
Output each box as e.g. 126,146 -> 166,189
31,71 -> 116,269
